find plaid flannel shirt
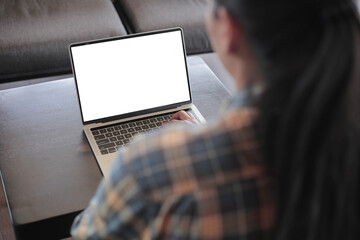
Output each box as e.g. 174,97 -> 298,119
71,88 -> 274,240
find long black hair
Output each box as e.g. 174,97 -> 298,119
214,0 -> 360,239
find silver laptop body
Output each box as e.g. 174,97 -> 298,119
69,28 -> 205,176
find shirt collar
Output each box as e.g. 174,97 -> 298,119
227,84 -> 263,110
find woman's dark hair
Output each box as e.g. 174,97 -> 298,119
214,0 -> 360,239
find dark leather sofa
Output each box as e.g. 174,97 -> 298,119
0,0 -> 211,83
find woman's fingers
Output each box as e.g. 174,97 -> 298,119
170,110 -> 194,121
163,111 -> 198,126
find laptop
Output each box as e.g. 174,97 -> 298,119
69,28 -> 205,176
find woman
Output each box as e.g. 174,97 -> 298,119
72,0 -> 360,239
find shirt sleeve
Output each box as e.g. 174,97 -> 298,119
70,148 -> 200,240
71,152 -> 150,240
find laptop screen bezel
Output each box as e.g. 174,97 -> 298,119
69,28 -> 192,125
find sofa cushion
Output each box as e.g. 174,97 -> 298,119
115,0 -> 212,55
0,0 -> 127,82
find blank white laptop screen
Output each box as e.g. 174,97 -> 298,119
70,30 -> 191,123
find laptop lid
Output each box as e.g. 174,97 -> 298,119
69,28 -> 192,125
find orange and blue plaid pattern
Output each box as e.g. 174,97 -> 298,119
71,90 -> 274,240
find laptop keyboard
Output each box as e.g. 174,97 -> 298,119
91,113 -> 172,155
